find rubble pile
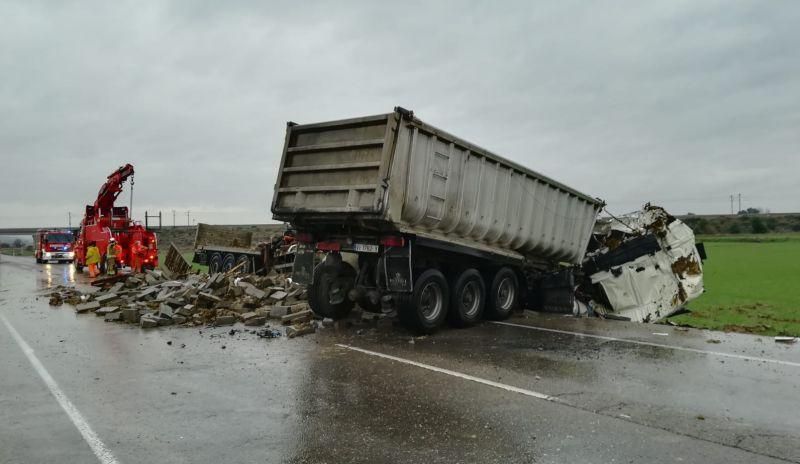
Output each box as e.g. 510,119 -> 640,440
49,269 -> 317,338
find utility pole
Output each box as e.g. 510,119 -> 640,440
730,194 -> 734,215
172,210 -> 176,228
186,210 -> 190,227
68,212 -> 71,229
738,193 -> 742,213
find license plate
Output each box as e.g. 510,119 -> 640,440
352,243 -> 379,253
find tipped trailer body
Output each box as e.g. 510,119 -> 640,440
272,107 -> 603,332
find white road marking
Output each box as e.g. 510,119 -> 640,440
1,315 -> 120,464
336,343 -> 560,402
491,321 -> 800,368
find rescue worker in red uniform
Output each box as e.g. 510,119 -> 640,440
133,240 -> 147,273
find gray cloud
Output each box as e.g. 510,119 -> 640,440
1,0 -> 798,227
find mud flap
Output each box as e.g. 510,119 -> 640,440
292,246 -> 316,285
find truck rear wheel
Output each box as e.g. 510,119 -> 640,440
448,268 -> 485,327
235,255 -> 250,274
399,269 -> 449,334
485,267 -> 519,320
209,253 -> 222,274
309,262 -> 356,319
221,253 -> 236,272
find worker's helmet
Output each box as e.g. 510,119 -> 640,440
109,238 -> 116,243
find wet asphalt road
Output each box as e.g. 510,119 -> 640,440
1,254 -> 799,464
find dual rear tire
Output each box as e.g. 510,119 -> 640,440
400,266 -> 519,334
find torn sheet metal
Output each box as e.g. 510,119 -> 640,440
583,204 -> 704,323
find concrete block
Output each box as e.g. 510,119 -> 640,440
270,305 -> 290,319
254,306 -> 271,317
241,311 -> 259,322
244,316 -> 267,326
290,303 -> 309,313
158,304 -> 174,319
75,301 -> 101,313
282,309 -> 313,325
269,290 -> 288,301
172,315 -> 187,325
122,307 -> 140,323
140,316 -> 159,328
157,317 -> 174,326
95,293 -> 118,303
95,306 -> 119,317
214,315 -> 236,326
104,312 -> 122,322
286,323 -> 316,338
244,285 -> 266,299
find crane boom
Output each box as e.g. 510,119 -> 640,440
94,163 -> 134,212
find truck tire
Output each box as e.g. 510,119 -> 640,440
222,253 -> 236,272
209,253 -> 222,274
448,268 -> 485,327
309,262 -> 356,319
399,269 -> 449,334
235,255 -> 250,274
485,267 -> 519,320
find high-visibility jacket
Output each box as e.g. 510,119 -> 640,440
86,246 -> 101,265
107,243 -> 122,258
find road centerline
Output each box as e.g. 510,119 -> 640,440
1,314 -> 120,464
491,320 -> 800,368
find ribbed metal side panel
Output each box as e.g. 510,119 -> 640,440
397,123 -> 601,264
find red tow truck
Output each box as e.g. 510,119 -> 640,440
73,164 -> 158,272
34,229 -> 75,264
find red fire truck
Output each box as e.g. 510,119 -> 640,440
34,229 -> 75,264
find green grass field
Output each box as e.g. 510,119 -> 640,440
668,233 -> 800,336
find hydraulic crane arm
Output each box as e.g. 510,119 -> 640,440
94,164 -> 134,212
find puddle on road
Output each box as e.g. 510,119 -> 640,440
36,262 -> 78,289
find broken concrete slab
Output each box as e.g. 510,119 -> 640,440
172,315 -> 187,325
75,301 -> 101,313
95,293 -> 119,303
122,307 -> 140,323
244,316 -> 267,326
286,322 -> 316,338
104,312 -> 122,322
290,302 -> 309,313
214,315 -> 236,326
282,309 -> 313,325
140,316 -> 160,328
95,306 -> 119,316
269,290 -> 288,301
270,305 -> 290,319
245,286 -> 266,299
158,304 -> 174,319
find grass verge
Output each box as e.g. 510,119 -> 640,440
668,236 -> 800,336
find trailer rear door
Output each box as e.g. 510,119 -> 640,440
272,113 -> 397,215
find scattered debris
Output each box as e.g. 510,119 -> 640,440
774,336 -> 797,344
706,339 -> 721,344
48,267 -> 310,339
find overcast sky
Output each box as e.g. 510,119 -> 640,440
1,1 -> 798,227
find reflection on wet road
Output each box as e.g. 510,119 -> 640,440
1,254 -> 799,464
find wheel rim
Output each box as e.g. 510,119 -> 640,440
236,256 -> 249,274
460,281 -> 481,317
327,277 -> 347,305
497,277 -> 515,310
419,282 -> 443,322
222,254 -> 235,272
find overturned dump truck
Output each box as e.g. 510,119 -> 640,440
192,223 -> 296,275
271,107 -> 604,332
